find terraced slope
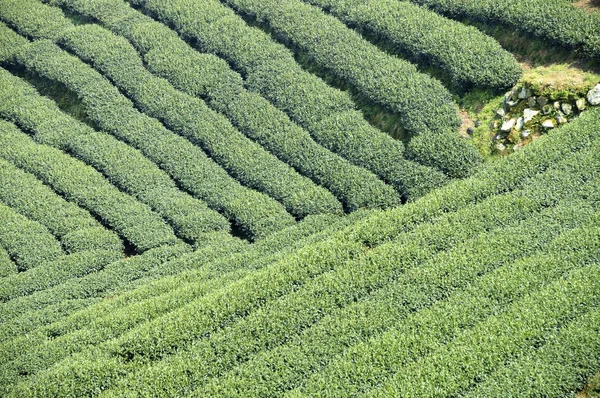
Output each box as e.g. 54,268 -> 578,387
0,0 -> 599,396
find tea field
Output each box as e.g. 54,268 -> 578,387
0,0 -> 599,396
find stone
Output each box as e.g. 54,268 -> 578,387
501,118 -> 516,133
587,84 -> 600,106
542,119 -> 556,129
515,117 -> 524,131
537,96 -> 548,107
518,87 -> 531,99
576,98 -> 587,111
541,104 -> 553,115
466,127 -> 474,135
523,108 -> 540,123
495,108 -> 506,118
504,91 -> 513,102
528,97 -> 537,108
489,120 -> 499,130
495,143 -> 506,152
506,100 -> 519,109
553,101 -> 561,110
556,112 -> 567,124
561,103 -> 573,115
521,129 -> 531,138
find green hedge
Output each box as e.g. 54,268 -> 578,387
0,250 -> 122,302
111,144 -> 600,396
0,215 -> 365,384
188,202 -> 599,398
127,0 -> 482,178
60,24 -> 399,211
0,69 -> 229,241
0,116 -> 178,252
351,107 -> 600,247
0,0 -> 70,41
405,133 -> 483,179
304,0 -> 521,90
0,158 -> 122,252
0,201 -> 64,272
369,261 -> 600,397
0,298 -> 100,342
110,195 -> 598,397
60,227 -> 124,254
0,243 -> 191,323
466,306 -> 600,397
0,21 -> 27,62
0,3 -> 343,217
291,216 -> 600,397
407,0 -> 600,61
16,138 -> 599,397
0,32 -> 295,241
0,247 -> 16,278
69,0 -> 452,198
195,0 -> 461,136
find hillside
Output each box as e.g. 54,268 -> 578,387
0,0 -> 599,396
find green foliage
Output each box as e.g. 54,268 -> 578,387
60,24 -> 398,211
466,306 -> 600,397
0,201 -> 64,272
0,21 -> 27,62
97,0 -> 453,198
408,0 -> 600,61
405,133 -> 484,178
369,262 -> 600,397
0,116 -> 179,252
0,250 -> 122,302
0,243 -> 191,323
0,26 -> 296,240
304,0 -> 521,90
0,75 -> 230,242
0,246 -> 16,278
0,158 -> 122,252
1,1 -> 600,396
218,0 -> 460,136
0,2 -> 342,218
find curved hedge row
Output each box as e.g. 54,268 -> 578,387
0,214 -> 368,384
0,63 -> 229,242
0,201 -> 64,272
2,113 -> 600,397
0,115 -> 178,252
0,249 -> 122,302
0,243 -> 191,324
16,139 -> 598,397
60,24 -> 399,211
291,215 -> 600,397
304,0 -> 521,90
126,0 -> 481,180
75,0 -> 454,196
187,202 -> 598,398
119,146 -> 600,395
351,106 -> 600,247
109,195 -> 598,397
0,28 -> 295,240
0,2 -> 344,217
0,158 -> 122,253
407,0 -> 600,61
216,0 -> 461,136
